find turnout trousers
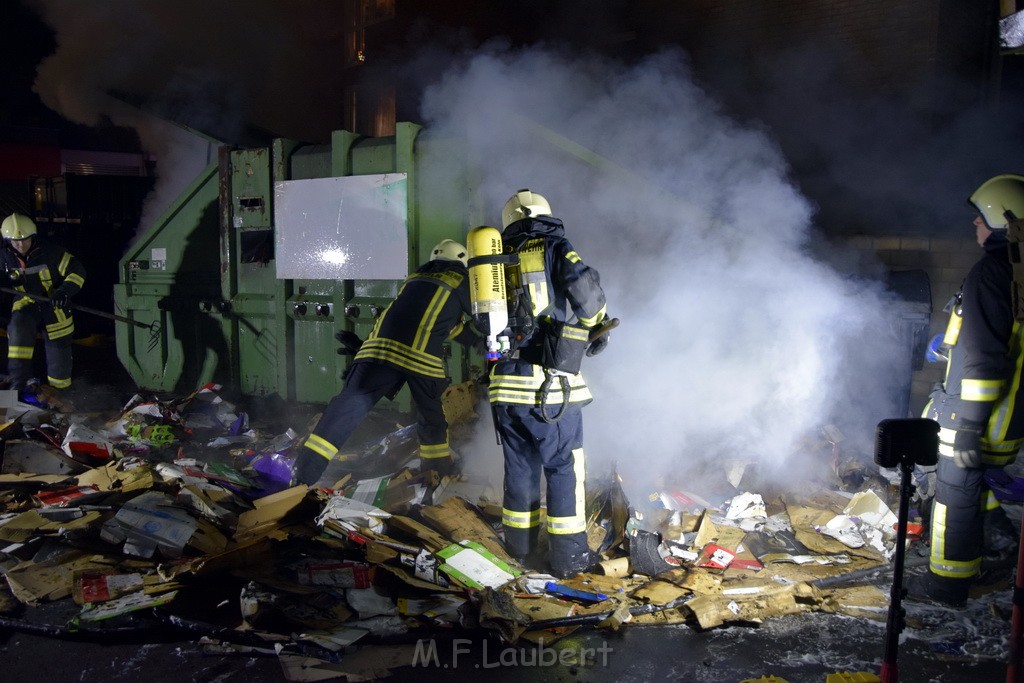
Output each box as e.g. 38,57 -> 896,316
293,362 -> 450,485
927,454 -> 987,597
494,403 -> 589,575
7,306 -> 72,389
924,398 -> 1020,599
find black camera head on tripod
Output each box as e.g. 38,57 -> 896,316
875,417 -> 939,469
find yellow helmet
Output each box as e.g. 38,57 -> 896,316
501,189 -> 552,229
1,213 -> 37,240
430,239 -> 468,267
968,174 -> 1024,230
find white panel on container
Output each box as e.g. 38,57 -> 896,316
274,173 -> 409,280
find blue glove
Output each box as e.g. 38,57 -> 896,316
925,333 -> 947,363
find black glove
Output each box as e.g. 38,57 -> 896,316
586,334 -> 610,357
586,315 -> 617,357
50,287 -> 71,309
429,456 -> 458,478
334,329 -> 363,356
952,419 -> 985,469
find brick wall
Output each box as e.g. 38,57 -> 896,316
836,233 -> 978,415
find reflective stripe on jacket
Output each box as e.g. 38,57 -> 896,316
938,233 -> 1024,455
353,260 -> 472,379
0,238 -> 86,339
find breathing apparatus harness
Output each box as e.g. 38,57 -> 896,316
470,244 -> 573,422
467,224 -> 584,425
469,222 -> 618,431
1010,217 -> 1024,323
504,231 -> 594,424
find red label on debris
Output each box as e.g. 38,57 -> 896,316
35,484 -> 101,508
67,441 -> 113,463
728,557 -> 763,571
78,573 -> 114,602
347,531 -> 369,545
697,544 -> 736,569
904,522 -> 924,538
76,571 -> 144,603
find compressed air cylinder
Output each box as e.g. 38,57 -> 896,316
467,225 -> 509,360
942,306 -> 963,347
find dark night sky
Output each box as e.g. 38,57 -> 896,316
1,4 -> 60,130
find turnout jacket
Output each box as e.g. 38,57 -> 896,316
489,216 -> 607,406
0,238 -> 86,340
353,259 -> 474,379
935,231 -> 1024,463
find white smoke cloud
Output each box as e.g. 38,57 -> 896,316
419,47 -> 907,498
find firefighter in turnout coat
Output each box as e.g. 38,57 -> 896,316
293,240 -> 477,486
490,190 -> 609,578
0,213 -> 85,391
910,174 -> 1024,607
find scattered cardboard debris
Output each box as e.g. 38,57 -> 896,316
0,379 -> 919,668
421,496 -> 515,564
685,580 -> 818,629
437,540 -> 519,589
234,485 -> 312,542
5,552 -> 111,603
820,584 -> 889,620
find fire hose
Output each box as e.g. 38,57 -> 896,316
0,609 -> 332,661
0,286 -> 158,333
0,612 -> 174,643
0,285 -> 162,351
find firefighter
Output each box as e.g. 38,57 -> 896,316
292,240 -> 478,486
490,189 -> 609,578
909,174 -> 1024,607
0,213 -> 85,393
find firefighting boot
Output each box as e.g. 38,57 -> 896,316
905,571 -> 968,608
982,507 -> 1019,569
548,551 -> 601,579
549,533 -> 599,579
511,549 -> 547,573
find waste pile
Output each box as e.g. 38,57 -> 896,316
0,381 -> 976,680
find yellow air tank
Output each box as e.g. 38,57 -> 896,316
467,225 -> 510,360
942,294 -> 963,347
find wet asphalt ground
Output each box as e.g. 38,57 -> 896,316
1,582 -> 1013,683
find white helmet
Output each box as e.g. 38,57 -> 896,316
430,239 -> 468,267
501,189 -> 552,229
969,174 -> 1024,230
1,213 -> 37,240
